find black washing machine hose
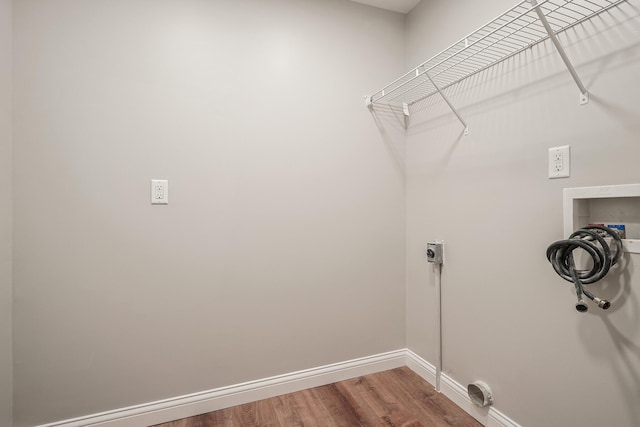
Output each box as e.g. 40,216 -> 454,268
546,225 -> 622,312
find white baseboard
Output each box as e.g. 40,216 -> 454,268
37,350 -> 407,427
405,349 -> 437,385
406,351 -> 521,427
39,349 -> 520,427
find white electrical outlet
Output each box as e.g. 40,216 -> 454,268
548,145 -> 570,179
151,179 -> 169,204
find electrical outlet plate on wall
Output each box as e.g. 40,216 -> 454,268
548,145 -> 570,179
151,179 -> 169,204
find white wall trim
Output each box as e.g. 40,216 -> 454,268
37,350 -> 407,427
37,349 -> 521,427
406,351 -> 521,427
404,349 -> 437,385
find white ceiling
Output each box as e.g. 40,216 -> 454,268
348,0 -> 421,14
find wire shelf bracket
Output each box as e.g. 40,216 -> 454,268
425,71 -> 469,135
528,0 -> 590,105
366,0 -> 628,129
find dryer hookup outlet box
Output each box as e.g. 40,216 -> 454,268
427,242 -> 444,264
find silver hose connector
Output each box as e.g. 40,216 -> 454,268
593,297 -> 611,310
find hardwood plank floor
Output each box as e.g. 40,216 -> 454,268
152,367 -> 482,427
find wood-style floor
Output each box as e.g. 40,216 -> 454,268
152,367 -> 482,427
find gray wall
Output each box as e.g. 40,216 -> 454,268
13,1 -> 640,426
12,0 -> 406,425
405,1 -> 640,426
0,0 -> 12,425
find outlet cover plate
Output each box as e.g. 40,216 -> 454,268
549,145 -> 570,179
151,179 -> 169,204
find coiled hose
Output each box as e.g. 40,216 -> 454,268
546,225 -> 622,312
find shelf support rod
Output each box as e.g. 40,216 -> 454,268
425,72 -> 469,135
528,0 -> 589,105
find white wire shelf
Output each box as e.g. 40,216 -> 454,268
366,0 -> 628,130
